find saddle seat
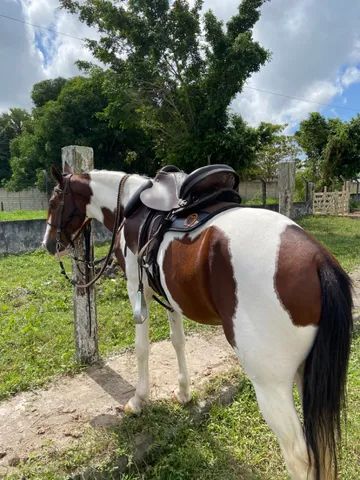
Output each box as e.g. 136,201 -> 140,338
140,164 -> 239,212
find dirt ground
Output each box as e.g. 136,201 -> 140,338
0,331 -> 237,476
0,267 -> 359,477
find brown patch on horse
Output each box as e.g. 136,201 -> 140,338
101,207 -> 115,232
163,226 -> 237,346
101,207 -> 127,272
46,173 -> 93,250
70,173 -> 92,211
275,224 -> 338,327
123,207 -> 149,254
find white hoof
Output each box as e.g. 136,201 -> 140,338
173,388 -> 192,405
124,395 -> 145,415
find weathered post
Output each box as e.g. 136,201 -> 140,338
307,181 -> 314,215
260,179 -> 267,206
278,160 -> 296,218
62,146 -> 99,364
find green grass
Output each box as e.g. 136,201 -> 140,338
1,215 -> 360,479
242,197 -> 278,206
298,215 -> 360,272
0,210 -> 46,221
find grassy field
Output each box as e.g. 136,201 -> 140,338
0,210 -> 46,221
1,215 -> 359,479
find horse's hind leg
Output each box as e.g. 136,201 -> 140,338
252,378 -> 314,480
294,362 -> 305,402
168,310 -> 191,403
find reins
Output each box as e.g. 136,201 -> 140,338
56,174 -> 130,289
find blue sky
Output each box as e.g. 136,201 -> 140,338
1,0 -> 360,131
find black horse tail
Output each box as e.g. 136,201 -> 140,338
303,258 -> 353,480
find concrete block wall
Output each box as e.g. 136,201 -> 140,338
0,188 -> 49,211
0,220 -> 111,255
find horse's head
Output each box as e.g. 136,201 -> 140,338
43,164 -> 91,255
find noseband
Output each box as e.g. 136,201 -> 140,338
53,173 -> 130,289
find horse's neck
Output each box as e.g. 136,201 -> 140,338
85,171 -> 148,230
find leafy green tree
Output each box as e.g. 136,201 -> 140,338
323,116 -> 360,182
295,112 -> 360,185
31,78 -> 68,108
7,73 -> 154,190
295,112 -> 329,180
246,123 -> 302,181
0,108 -> 31,184
61,0 -> 269,169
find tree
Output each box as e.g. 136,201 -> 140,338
7,73 -> 155,190
61,0 -> 270,168
295,112 -> 329,180
323,115 -> 360,182
252,125 -> 301,181
0,108 -> 31,184
31,78 -> 68,108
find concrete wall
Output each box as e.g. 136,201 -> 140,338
246,201 -> 311,219
239,180 -> 278,201
0,220 -> 111,255
0,188 -> 48,211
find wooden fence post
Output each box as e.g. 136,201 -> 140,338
278,160 -> 295,218
62,146 -> 99,364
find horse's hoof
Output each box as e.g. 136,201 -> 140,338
124,396 -> 144,415
173,388 -> 192,405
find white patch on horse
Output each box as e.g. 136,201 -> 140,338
42,219 -> 52,247
87,171 -> 148,222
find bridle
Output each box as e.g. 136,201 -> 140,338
52,173 -> 130,289
47,174 -> 84,251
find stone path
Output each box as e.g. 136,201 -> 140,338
0,268 -> 359,477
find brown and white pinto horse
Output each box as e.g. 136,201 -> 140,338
43,166 -> 353,480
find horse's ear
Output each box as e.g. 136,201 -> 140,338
51,165 -> 63,185
63,161 -> 74,175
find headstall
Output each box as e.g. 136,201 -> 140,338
53,174 -> 130,289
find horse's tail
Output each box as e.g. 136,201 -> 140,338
303,258 -> 353,480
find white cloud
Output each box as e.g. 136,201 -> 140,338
0,0 -> 43,112
0,0 -> 99,113
341,66 -> 360,88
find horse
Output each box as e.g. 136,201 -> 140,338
43,164 -> 353,480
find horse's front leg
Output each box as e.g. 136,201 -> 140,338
168,310 -> 191,404
124,282 -> 151,414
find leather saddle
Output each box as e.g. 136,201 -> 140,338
123,164 -> 241,310
140,164 -> 239,211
